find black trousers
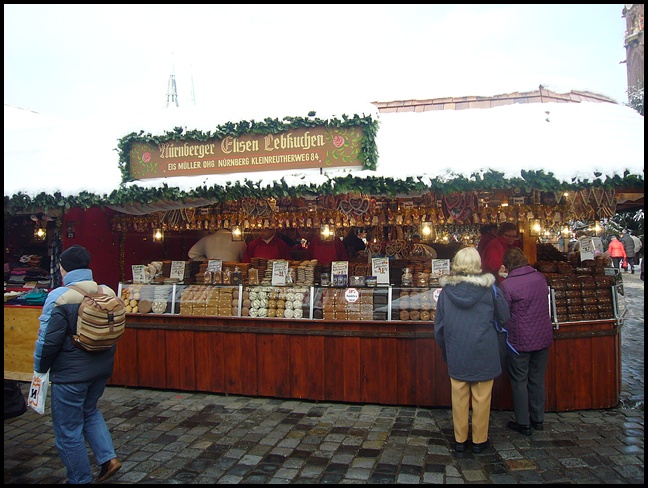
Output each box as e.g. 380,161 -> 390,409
507,347 -> 550,425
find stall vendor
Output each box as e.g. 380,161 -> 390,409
242,227 -> 292,262
306,234 -> 349,265
188,228 -> 247,262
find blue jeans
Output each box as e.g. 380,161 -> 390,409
50,379 -> 116,484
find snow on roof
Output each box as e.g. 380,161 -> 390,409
4,97 -> 644,200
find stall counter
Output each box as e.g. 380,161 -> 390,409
4,305 -> 41,381
110,311 -> 622,412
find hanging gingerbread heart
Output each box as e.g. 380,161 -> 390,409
369,241 -> 383,254
385,239 -> 407,257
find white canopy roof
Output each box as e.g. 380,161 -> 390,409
4,97 -> 644,201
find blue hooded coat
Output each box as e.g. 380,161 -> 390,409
434,272 -> 511,382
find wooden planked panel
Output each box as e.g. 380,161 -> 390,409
323,336 -> 345,402
359,337 -> 383,404
222,332 -> 258,396
553,336 -> 593,411
257,334 -> 291,397
543,344 -> 558,412
4,307 -> 42,381
343,337 -> 362,403
165,330 -> 196,391
306,335 -> 325,400
194,330 -> 225,393
289,334 -> 309,399
590,334 -> 621,408
414,338 -> 436,406
136,329 -> 167,389
111,328 -> 138,386
395,338 -> 418,405
378,337 -> 399,405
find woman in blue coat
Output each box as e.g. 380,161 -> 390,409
500,247 -> 553,436
434,247 -> 510,454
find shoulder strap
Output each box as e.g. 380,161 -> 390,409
491,284 -> 519,355
67,284 -> 103,296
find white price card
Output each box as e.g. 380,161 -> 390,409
271,260 -> 289,286
132,265 -> 147,284
432,259 -> 451,276
207,259 -> 223,273
372,257 -> 390,285
170,261 -> 186,281
578,237 -> 596,261
331,261 -> 349,287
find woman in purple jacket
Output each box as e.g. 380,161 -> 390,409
500,248 -> 553,436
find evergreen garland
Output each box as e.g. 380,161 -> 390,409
5,171 -> 643,215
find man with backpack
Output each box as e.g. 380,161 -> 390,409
33,245 -> 122,484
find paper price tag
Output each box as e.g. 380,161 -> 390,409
372,257 -> 390,284
272,261 -> 288,286
432,259 -> 451,276
207,259 -> 223,273
170,261 -> 186,280
132,265 -> 147,284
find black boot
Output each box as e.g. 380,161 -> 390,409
507,420 -> 532,436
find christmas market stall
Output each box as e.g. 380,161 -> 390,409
4,90 -> 644,409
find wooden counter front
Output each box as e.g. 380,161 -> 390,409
4,305 -> 42,381
111,314 -> 622,412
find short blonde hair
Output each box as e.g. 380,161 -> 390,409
451,247 -> 482,275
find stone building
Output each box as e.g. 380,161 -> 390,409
622,4 -> 644,94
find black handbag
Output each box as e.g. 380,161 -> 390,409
4,380 -> 27,420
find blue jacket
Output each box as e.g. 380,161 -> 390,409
34,268 -> 116,382
434,272 -> 511,382
499,265 -> 553,353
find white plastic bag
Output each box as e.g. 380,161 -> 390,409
27,370 -> 50,414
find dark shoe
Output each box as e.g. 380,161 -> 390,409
97,458 -> 122,483
507,420 -> 532,436
472,438 -> 491,453
530,421 -> 544,431
454,440 -> 467,452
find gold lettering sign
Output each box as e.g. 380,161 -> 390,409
129,126 -> 363,180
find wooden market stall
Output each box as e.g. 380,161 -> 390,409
4,90 -> 643,410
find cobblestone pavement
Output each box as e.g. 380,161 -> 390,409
5,273 -> 644,484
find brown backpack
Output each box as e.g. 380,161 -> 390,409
67,285 -> 126,352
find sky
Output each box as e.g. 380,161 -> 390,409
4,4 -> 632,122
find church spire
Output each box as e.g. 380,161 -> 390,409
166,53 -> 179,108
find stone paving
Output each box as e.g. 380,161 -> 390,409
4,272 -> 644,484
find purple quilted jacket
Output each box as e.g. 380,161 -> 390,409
499,265 -> 553,352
